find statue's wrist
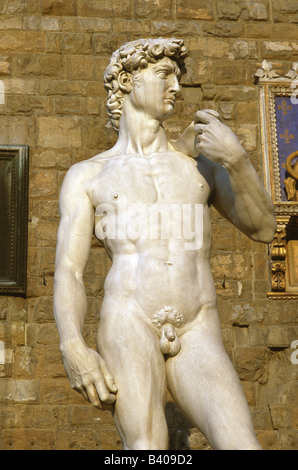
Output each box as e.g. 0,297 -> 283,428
60,335 -> 84,354
222,149 -> 248,170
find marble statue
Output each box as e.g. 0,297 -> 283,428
53,38 -> 276,450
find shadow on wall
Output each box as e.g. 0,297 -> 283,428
165,401 -> 212,450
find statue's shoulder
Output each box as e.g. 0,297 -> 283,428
65,151 -> 112,183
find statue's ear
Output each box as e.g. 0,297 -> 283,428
118,71 -> 133,94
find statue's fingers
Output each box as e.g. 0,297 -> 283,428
194,123 -> 205,135
98,356 -> 118,393
194,109 -> 220,124
85,383 -> 102,409
94,378 -> 116,404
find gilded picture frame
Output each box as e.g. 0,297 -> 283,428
0,145 -> 29,296
256,61 -> 298,215
255,61 -> 298,298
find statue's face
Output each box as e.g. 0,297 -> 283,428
128,57 -> 181,121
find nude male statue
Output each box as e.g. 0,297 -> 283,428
53,38 -> 276,450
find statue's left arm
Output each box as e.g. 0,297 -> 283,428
177,110 -> 276,243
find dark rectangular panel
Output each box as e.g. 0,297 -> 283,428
0,146 -> 28,296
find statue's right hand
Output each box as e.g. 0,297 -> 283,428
60,338 -> 117,408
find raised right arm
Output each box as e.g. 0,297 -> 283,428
54,163 -> 117,407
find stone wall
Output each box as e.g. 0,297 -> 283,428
0,0 -> 297,450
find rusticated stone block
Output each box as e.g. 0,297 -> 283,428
0,379 -> 39,404
39,79 -> 88,97
242,381 -> 256,406
37,116 -> 81,148
261,41 -> 297,60
134,0 -> 174,19
13,53 -> 64,78
151,20 -> 201,37
216,0 -> 269,21
185,37 -> 230,60
234,348 -> 269,383
1,428 -> 55,450
3,78 -> 38,95
65,56 -> 105,81
81,117 -> 116,151
279,430 -> 298,450
0,0 -> 40,14
31,150 -> 71,170
56,428 -> 122,450
61,17 -> 113,33
270,24 -> 298,41
45,344 -> 65,378
30,170 -> 58,198
2,95 -> 52,116
27,296 -> 55,323
177,0 -> 214,20
60,33 -> 92,55
20,404 -> 67,428
212,60 -> 245,85
272,0 -> 298,23
77,0 -> 132,18
15,346 -> 38,379
40,378 -> 69,404
0,116 -> 36,146
0,31 -> 46,53
0,56 -> 11,75
41,0 -> 78,16
68,404 -> 115,428
269,406 -> 292,430
203,21 -> 244,37
266,326 -> 290,349
0,15 -> 22,30
256,430 -> 279,450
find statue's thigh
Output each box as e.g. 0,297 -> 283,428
97,307 -> 168,449
166,325 -> 260,450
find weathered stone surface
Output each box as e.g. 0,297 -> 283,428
272,0 -> 298,23
177,0 -> 214,20
1,428 -> 55,450
0,380 -> 39,403
0,31 -> 46,52
13,53 -> 64,78
0,116 -> 36,146
235,348 -> 269,383
77,0 -> 132,18
41,0 -> 78,16
0,55 -> 11,75
216,0 -> 269,21
0,0 -> 40,14
37,117 -> 81,148
30,170 -> 58,198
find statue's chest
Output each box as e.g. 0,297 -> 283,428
90,154 -> 209,209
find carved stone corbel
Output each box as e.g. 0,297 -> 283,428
270,217 -> 290,292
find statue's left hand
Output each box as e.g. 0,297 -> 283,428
194,110 -> 246,166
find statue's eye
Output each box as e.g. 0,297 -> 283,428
157,70 -> 168,79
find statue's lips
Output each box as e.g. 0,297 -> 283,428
164,98 -> 175,106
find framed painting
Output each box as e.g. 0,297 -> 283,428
0,145 -> 29,296
256,61 -> 298,214
255,61 -> 298,298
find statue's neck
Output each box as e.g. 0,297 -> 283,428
114,101 -> 171,156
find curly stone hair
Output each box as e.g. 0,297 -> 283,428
103,38 -> 188,132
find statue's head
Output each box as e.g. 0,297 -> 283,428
104,38 -> 188,132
